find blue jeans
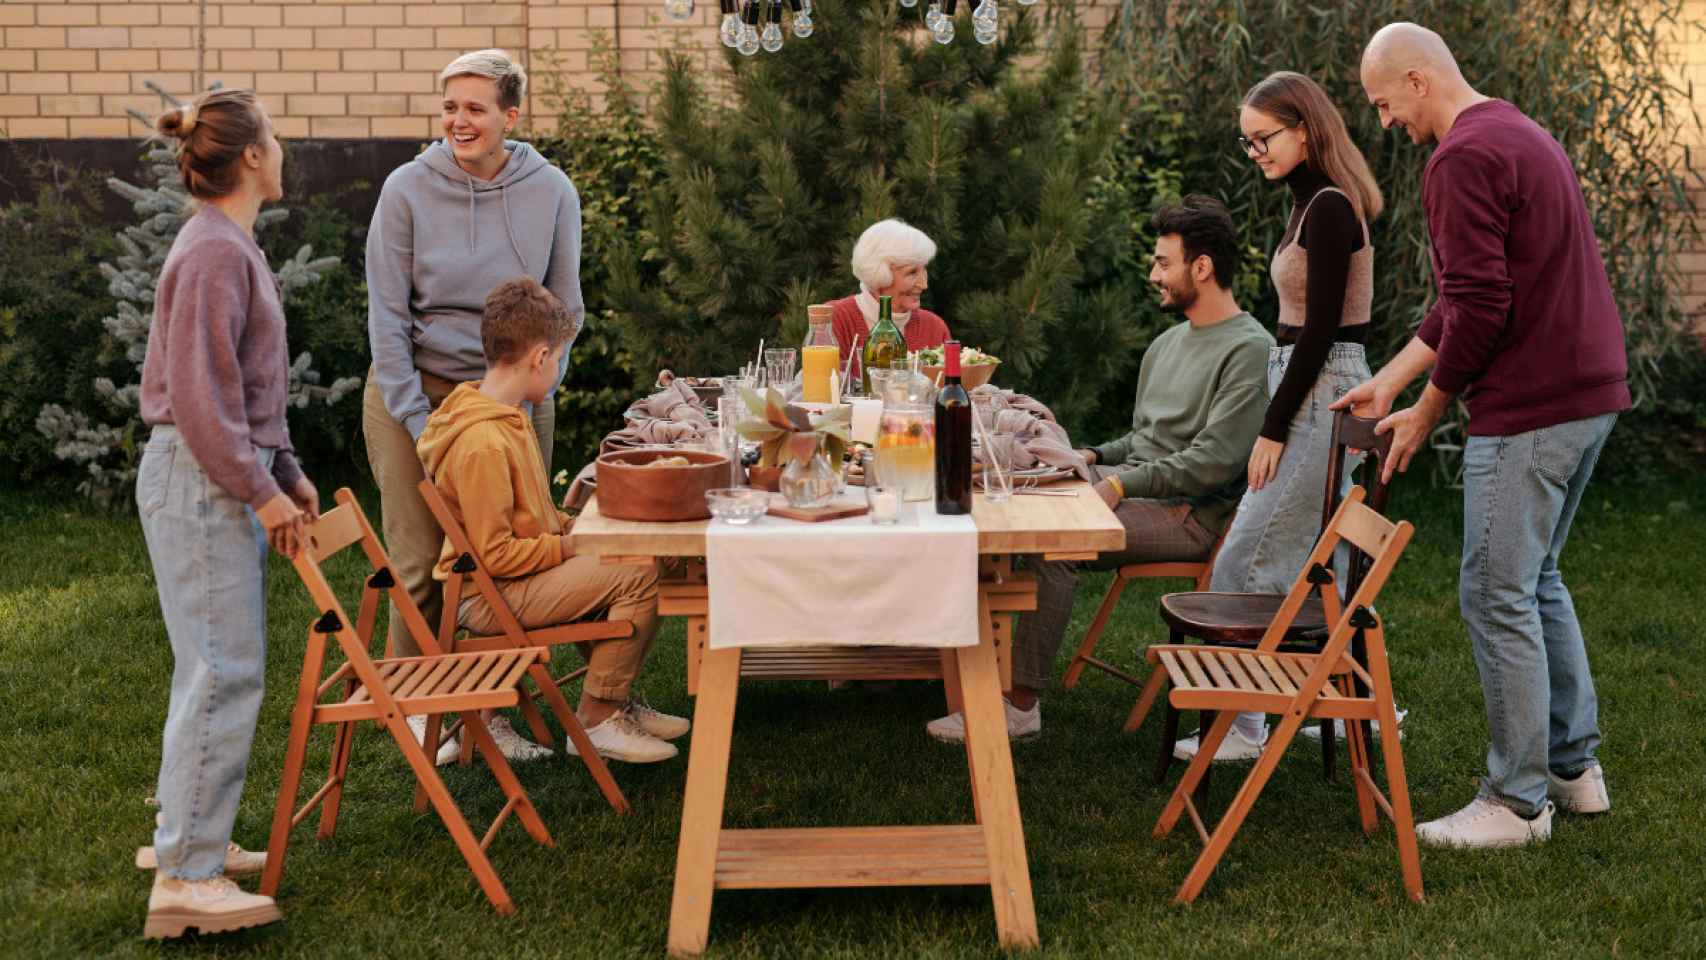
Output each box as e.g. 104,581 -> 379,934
1462,412 -> 1616,815
1212,343 -> 1370,594
137,426 -> 274,880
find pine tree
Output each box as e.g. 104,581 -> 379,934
35,85 -> 360,505
607,0 -> 1147,433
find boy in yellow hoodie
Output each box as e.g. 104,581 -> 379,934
417,277 -> 685,764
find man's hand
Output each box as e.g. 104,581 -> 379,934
1246,437 -> 1284,492
1374,384 -> 1451,483
256,492 -> 307,559
1330,376 -> 1400,420
289,475 -> 321,523
1078,448 -> 1099,466
1094,477 -> 1121,509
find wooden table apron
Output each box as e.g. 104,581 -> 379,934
570,484 -> 1122,958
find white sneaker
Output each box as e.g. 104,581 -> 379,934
1547,763 -> 1610,814
406,715 -> 462,766
485,716 -> 554,762
1173,724 -> 1268,762
626,695 -> 690,741
925,698 -> 1042,744
143,873 -> 282,939
1301,708 -> 1409,742
1416,796 -> 1553,849
135,843 -> 266,876
565,710 -> 679,763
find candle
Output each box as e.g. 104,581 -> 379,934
866,484 -> 901,525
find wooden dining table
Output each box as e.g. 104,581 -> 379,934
570,483 -> 1123,958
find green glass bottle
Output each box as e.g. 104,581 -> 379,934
862,295 -> 906,394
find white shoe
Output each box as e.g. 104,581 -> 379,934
565,710 -> 678,763
1416,796 -> 1553,849
485,716 -> 554,762
406,715 -> 462,766
1301,708 -> 1408,742
925,698 -> 1042,744
135,843 -> 266,876
1173,724 -> 1267,762
625,695 -> 690,741
143,873 -> 282,939
1547,763 -> 1610,814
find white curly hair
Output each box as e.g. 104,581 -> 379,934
850,218 -> 937,292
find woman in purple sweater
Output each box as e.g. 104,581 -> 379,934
134,90 -> 318,939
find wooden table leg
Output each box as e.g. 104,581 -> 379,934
956,588 -> 1039,950
667,645 -> 742,958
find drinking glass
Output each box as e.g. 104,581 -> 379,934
981,431 -> 1016,502
763,347 -> 797,389
717,396 -> 747,486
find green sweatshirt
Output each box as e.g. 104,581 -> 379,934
1092,311 -> 1272,533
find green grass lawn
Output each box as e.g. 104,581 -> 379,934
2,474 -> 1703,958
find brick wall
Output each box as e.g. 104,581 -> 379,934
0,0 -> 726,140
1676,0 -> 1706,324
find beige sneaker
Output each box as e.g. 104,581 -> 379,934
626,695 -> 690,741
406,715 -> 462,766
135,843 -> 266,877
485,716 -> 554,761
565,710 -> 678,763
143,873 -> 282,939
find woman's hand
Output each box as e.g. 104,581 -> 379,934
1246,437 -> 1284,492
289,476 -> 321,523
256,492 -> 308,559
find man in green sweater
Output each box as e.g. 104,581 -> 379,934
928,196 -> 1273,743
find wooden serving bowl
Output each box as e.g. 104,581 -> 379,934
595,448 -> 731,522
920,361 -> 999,391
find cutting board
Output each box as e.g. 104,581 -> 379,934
766,500 -> 870,522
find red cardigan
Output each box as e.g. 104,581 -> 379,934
827,294 -> 951,380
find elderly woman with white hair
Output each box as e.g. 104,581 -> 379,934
362,48 -> 584,761
830,218 -> 951,379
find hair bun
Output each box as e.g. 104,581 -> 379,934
155,104 -> 199,139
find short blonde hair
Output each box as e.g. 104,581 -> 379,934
440,49 -> 527,111
850,219 -> 938,292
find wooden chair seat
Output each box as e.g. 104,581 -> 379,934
314,649 -> 547,723
1157,592 -> 1327,646
1146,645 -> 1368,719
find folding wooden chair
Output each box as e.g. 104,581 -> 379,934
416,478 -> 635,814
260,488 -> 554,914
1133,486 -> 1422,904
1060,535 -> 1221,691
1134,411 -> 1397,788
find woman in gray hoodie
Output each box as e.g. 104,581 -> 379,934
361,50 -> 584,758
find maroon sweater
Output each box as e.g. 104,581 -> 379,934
1417,100 -> 1629,436
828,294 -> 951,380
140,205 -> 303,509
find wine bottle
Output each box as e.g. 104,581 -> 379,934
862,295 -> 907,394
934,340 -> 972,515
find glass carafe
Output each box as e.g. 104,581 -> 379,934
801,304 -> 840,403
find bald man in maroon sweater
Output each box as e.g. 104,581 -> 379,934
1337,23 -> 1628,850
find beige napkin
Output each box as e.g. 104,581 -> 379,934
625,380 -> 709,427
972,387 -> 1091,481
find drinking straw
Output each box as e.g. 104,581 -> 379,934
755,338 -> 765,383
969,396 -> 1008,495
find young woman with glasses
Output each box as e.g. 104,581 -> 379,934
1172,70 -> 1393,763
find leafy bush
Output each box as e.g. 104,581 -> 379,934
530,35 -> 656,476
1099,0 -> 1704,483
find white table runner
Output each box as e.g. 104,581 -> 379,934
705,492 -> 979,649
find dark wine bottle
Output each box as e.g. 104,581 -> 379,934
935,340 -> 972,515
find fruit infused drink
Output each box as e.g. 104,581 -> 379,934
877,405 -> 935,502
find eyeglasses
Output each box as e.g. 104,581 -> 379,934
1238,123 -> 1298,157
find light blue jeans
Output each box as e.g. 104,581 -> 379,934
1213,343 -> 1370,593
1210,343 -> 1369,740
137,426 -> 274,881
1462,412 -> 1616,816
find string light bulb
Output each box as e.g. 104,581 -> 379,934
719,0 -> 742,46
663,0 -> 695,22
788,0 -> 813,37
761,0 -> 784,52
932,0 -> 957,42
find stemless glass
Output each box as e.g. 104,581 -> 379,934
981,431 -> 1016,502
763,347 -> 797,388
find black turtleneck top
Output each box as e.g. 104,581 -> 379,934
1261,163 -> 1367,443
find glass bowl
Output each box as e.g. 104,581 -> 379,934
706,487 -> 770,524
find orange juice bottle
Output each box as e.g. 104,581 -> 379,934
801,304 -> 839,402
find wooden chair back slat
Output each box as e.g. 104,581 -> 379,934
1334,499 -> 1400,559
304,503 -> 365,564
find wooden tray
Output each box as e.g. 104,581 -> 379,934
766,500 -> 870,522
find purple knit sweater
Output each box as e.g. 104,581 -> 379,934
140,205 -> 304,509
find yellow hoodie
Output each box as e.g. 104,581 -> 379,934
417,382 -> 569,581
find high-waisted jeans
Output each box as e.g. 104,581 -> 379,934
137,426 -> 273,880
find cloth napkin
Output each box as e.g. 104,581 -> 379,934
600,417 -> 708,454
970,386 -> 1091,481
705,493 -> 979,649
625,380 -> 709,428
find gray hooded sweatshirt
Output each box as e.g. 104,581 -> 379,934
366,139 -> 584,439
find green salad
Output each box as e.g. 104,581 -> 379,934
910,345 -> 999,366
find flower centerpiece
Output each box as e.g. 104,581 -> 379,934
735,387 -> 851,498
